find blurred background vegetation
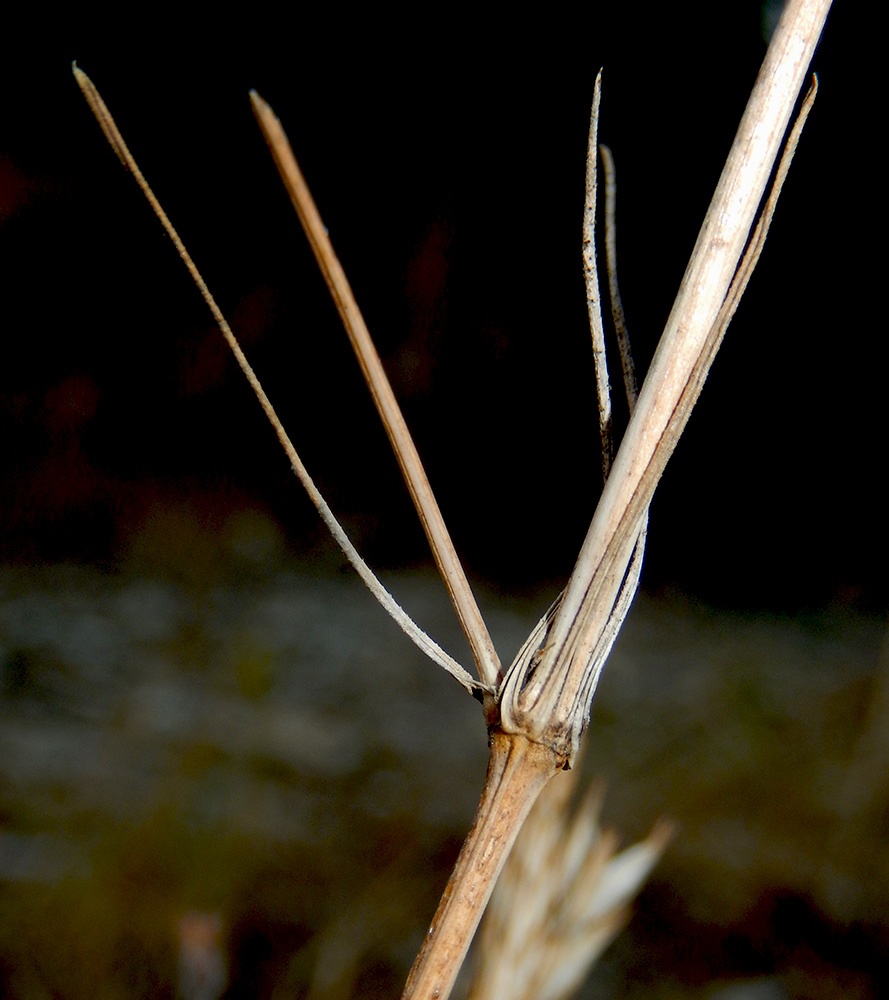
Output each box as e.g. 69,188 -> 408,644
1,3 -> 885,997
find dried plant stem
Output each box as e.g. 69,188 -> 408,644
400,732 -> 562,1000
469,761 -> 675,1000
582,71 -> 611,480
73,2 -> 830,996
71,65 -> 483,697
599,144 -> 638,410
558,0 -> 830,644
503,0 -> 830,768
406,2 -> 829,995
250,92 -> 502,704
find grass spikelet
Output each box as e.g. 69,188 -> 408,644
468,762 -> 675,1000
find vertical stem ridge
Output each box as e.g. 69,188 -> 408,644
400,733 -> 563,999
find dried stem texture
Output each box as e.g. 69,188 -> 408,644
400,733 -> 562,1000
501,0 -> 830,766
72,66 -> 485,700
469,766 -> 675,1000
73,2 -> 831,998
404,1 -> 830,996
250,91 -> 503,705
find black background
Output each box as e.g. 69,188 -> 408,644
1,3 -> 880,613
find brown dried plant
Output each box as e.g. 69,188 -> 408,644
468,764 -> 675,1000
74,2 -> 831,996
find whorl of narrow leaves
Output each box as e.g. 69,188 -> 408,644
74,3 -> 830,997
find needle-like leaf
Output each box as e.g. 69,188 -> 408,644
249,92 -> 503,704
73,3 -> 830,995
72,63 -> 487,697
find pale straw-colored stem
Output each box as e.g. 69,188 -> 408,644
71,65 -> 485,698
73,3 -> 830,994
556,0 -> 830,650
468,757 -> 675,1000
400,732 -> 562,1000
249,92 -> 502,705
502,0 -> 831,764
408,3 -> 829,995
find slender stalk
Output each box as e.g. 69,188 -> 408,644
468,758 -> 676,1000
249,92 -> 503,705
501,0 -> 831,764
408,2 -> 829,994
599,143 -> 638,410
557,0 -> 830,656
400,732 -> 563,1000
582,71 -> 612,480
74,3 -> 830,995
71,65 -> 484,697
